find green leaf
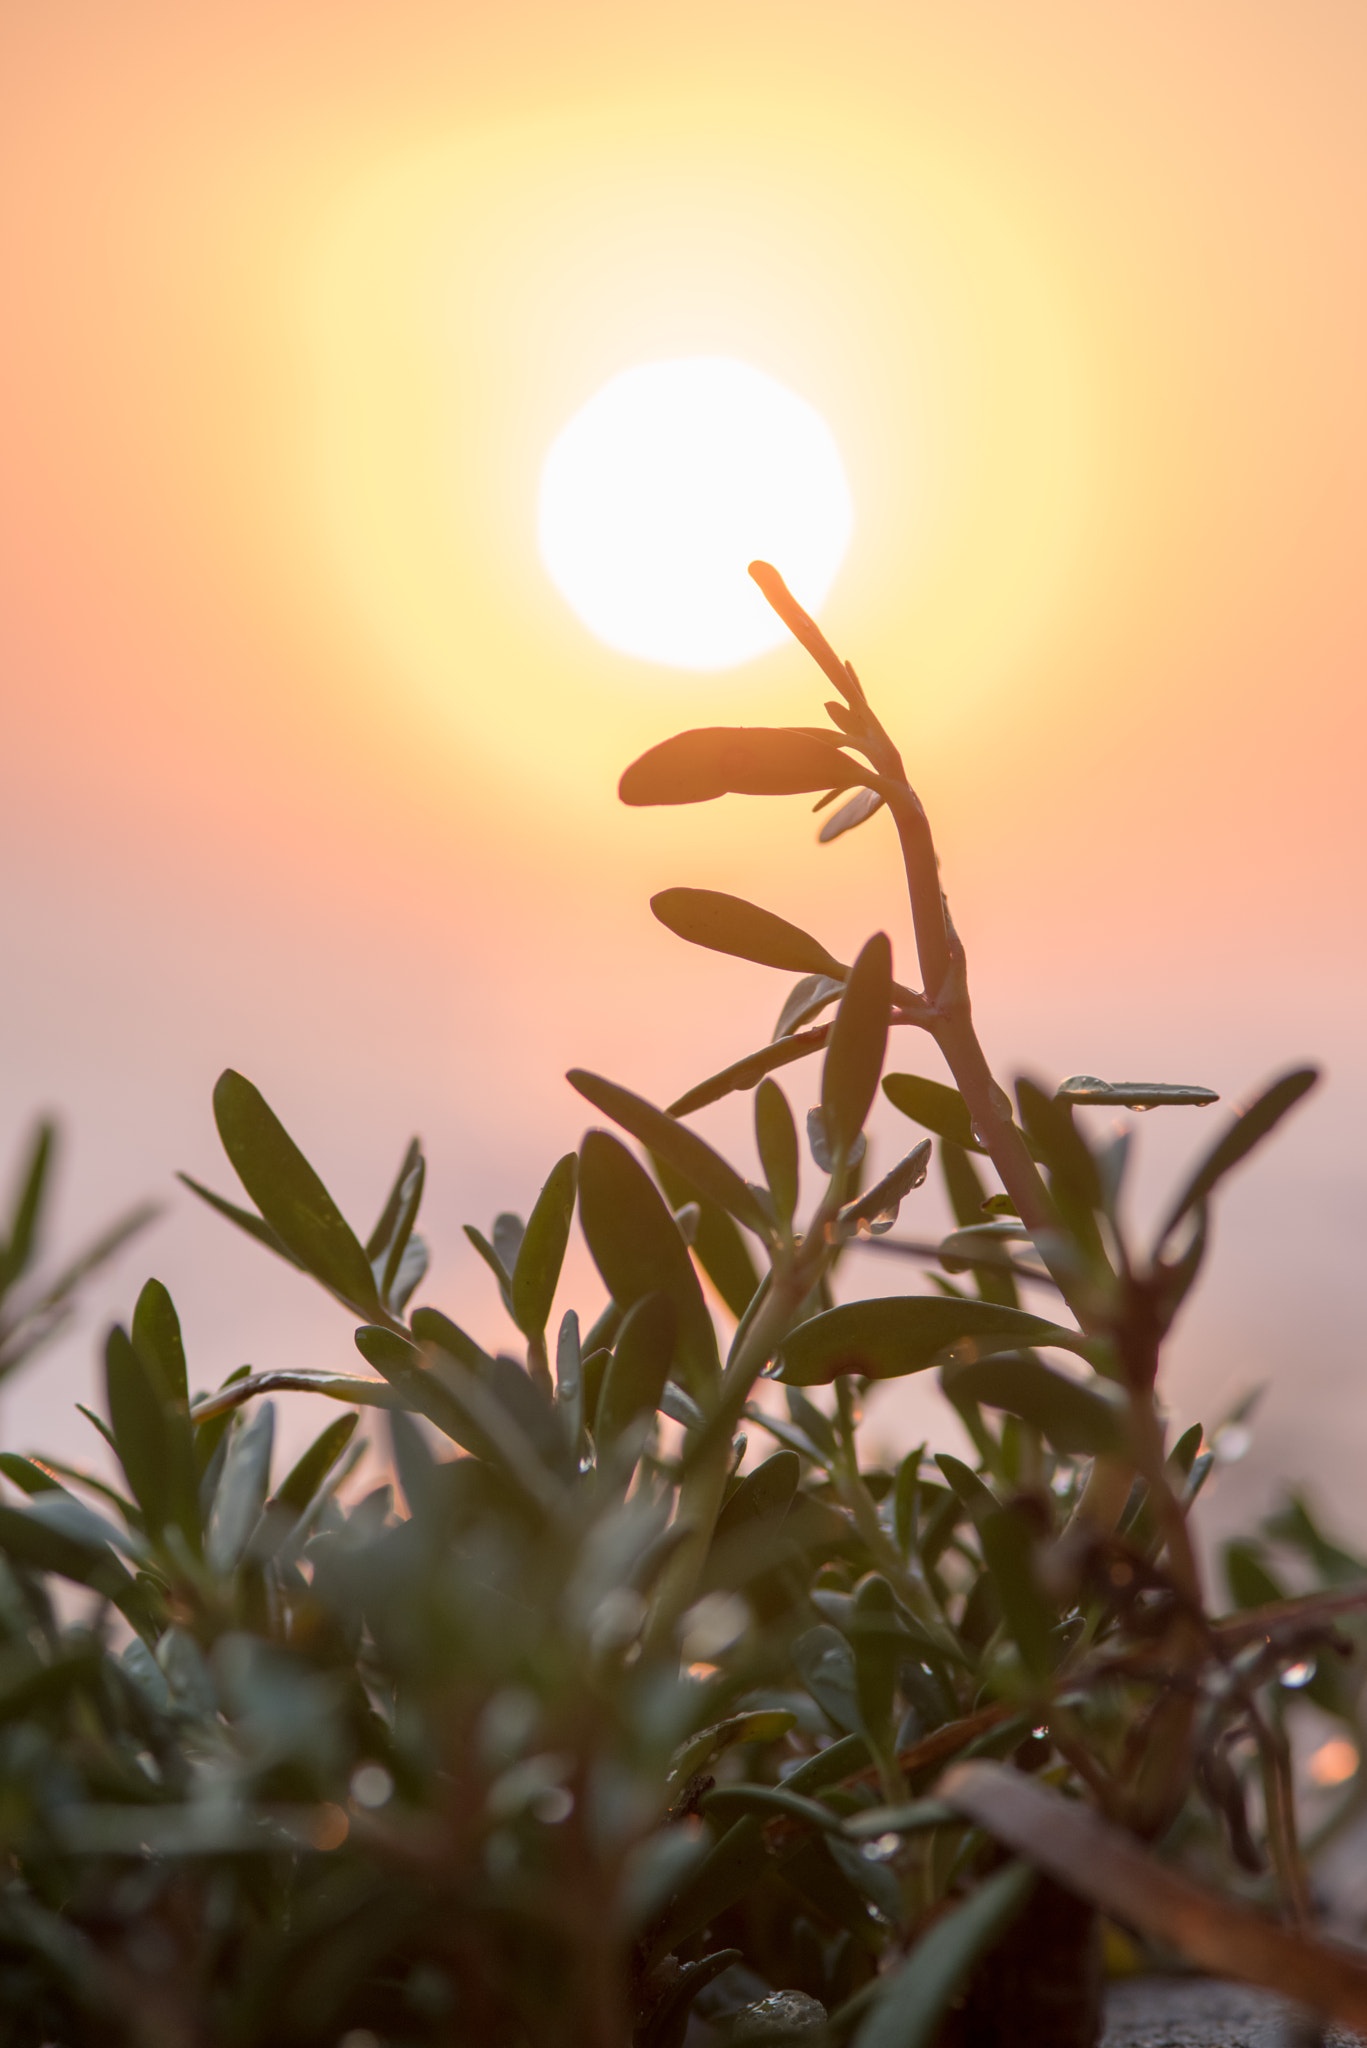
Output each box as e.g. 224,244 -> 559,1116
0,1453 -> 62,1496
774,972 -> 845,1041
356,1324 -> 487,1454
570,1073 -> 772,1239
131,1279 -> 189,1408
104,1325 -> 172,1535
205,1402 -> 275,1575
511,1152 -> 578,1340
463,1224 -> 514,1313
0,1499 -> 146,1621
668,1027 -> 829,1119
713,1450 -> 799,1541
650,887 -> 847,980
941,1355 -> 1126,1458
883,1073 -> 984,1152
777,1297 -> 1086,1387
793,1623 -> 863,1737
702,1784 -> 842,1832
409,1306 -> 493,1374
595,1293 -> 675,1448
211,1071 -> 381,1314
668,1710 -> 800,1794
275,1414 -> 359,1514
364,1137 -> 422,1260
1224,1540 -> 1287,1612
650,1152 -> 762,1323
843,1798 -> 956,1839
852,1862 -> 1036,2048
934,1454 -> 1002,1529
755,1078 -> 800,1228
840,1141 -> 932,1237
822,933 -> 892,1161
1055,1076 -> 1219,1109
979,1506 -> 1054,1679
555,1310 -> 583,1445
375,1154 -> 425,1310
620,727 -> 865,806
0,1119 -> 54,1294
1156,1067 -> 1319,1249
850,1574 -> 903,1755
578,1131 -> 719,1394
1015,1079 -> 1103,1218
177,1173 -> 304,1268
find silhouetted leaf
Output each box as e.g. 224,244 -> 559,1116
702,1784 -> 842,1832
511,1152 -> 578,1339
177,1173 -> 304,1267
364,1137 -> 422,1261
211,1071 -> 381,1314
883,1073 -> 986,1153
464,1225 -> 514,1314
650,1152 -> 763,1323
569,1073 -> 772,1239
596,1293 -> 676,1448
822,934 -> 892,1161
755,1078 -> 800,1228
104,1325 -> 173,1537
777,1297 -> 1085,1387
621,728 -> 865,806
713,1451 -> 799,1542
1156,1067 -> 1319,1250
409,1306 -> 493,1373
668,1027 -> 829,1118
578,1131 -> 719,1394
651,887 -> 847,979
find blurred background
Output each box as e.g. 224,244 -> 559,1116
1,1 -> 1363,1550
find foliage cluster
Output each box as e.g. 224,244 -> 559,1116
1,571 -> 1366,2047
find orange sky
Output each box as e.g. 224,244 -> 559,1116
2,2 -> 1364,1546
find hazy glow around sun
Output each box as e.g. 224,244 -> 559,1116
537,357 -> 853,670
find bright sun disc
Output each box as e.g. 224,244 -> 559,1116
538,357 -> 853,670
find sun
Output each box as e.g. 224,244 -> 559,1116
537,357 -> 853,671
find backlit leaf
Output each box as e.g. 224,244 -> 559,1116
819,787 -> 885,844
569,1072 -> 772,1239
595,1293 -> 675,1448
651,888 -> 846,979
211,1071 -> 381,1315
822,934 -> 892,1161
577,1131 -> 719,1394
777,1297 -> 1086,1387
511,1152 -> 578,1339
621,727 -> 865,806
755,1078 -> 800,1228
774,972 -> 846,1042
941,1355 -> 1126,1458
1156,1067 -> 1318,1250
668,1027 -> 829,1118
883,1073 -> 985,1153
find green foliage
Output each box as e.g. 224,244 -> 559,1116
0,573 -> 1359,2046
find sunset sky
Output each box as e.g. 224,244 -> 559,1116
2,2 -> 1364,1547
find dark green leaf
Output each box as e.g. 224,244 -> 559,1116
883,1072 -> 984,1152
713,1450 -> 799,1541
777,1297 -> 1087,1387
211,1071 -> 381,1314
843,1799 -> 956,1839
570,1073 -> 772,1239
620,728 -> 864,806
596,1293 -> 675,1447
104,1325 -> 171,1535
377,1158 -> 425,1309
1015,1079 -> 1103,1213
850,1574 -> 902,1754
578,1131 -> 719,1395
0,1453 -> 61,1496
702,1784 -> 842,1832
511,1152 -> 578,1339
275,1414 -> 359,1514
668,1027 -> 829,1118
555,1310 -> 583,1445
941,1355 -> 1126,1458
409,1306 -> 493,1374
1156,1067 -> 1319,1249
650,1151 -> 763,1323
980,1506 -> 1054,1679
356,1325 -> 487,1455
131,1279 -> 188,1408
853,1862 -> 1036,2048
822,934 -> 892,1161
755,1078 -> 800,1228
651,887 -> 845,978
1224,1540 -> 1287,1612
934,1455 -> 1002,1529
793,1624 -> 863,1737
0,1120 -> 54,1294
177,1173 -> 303,1267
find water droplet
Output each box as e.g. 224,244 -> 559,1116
1214,1423 -> 1252,1464
1281,1659 -> 1314,1689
